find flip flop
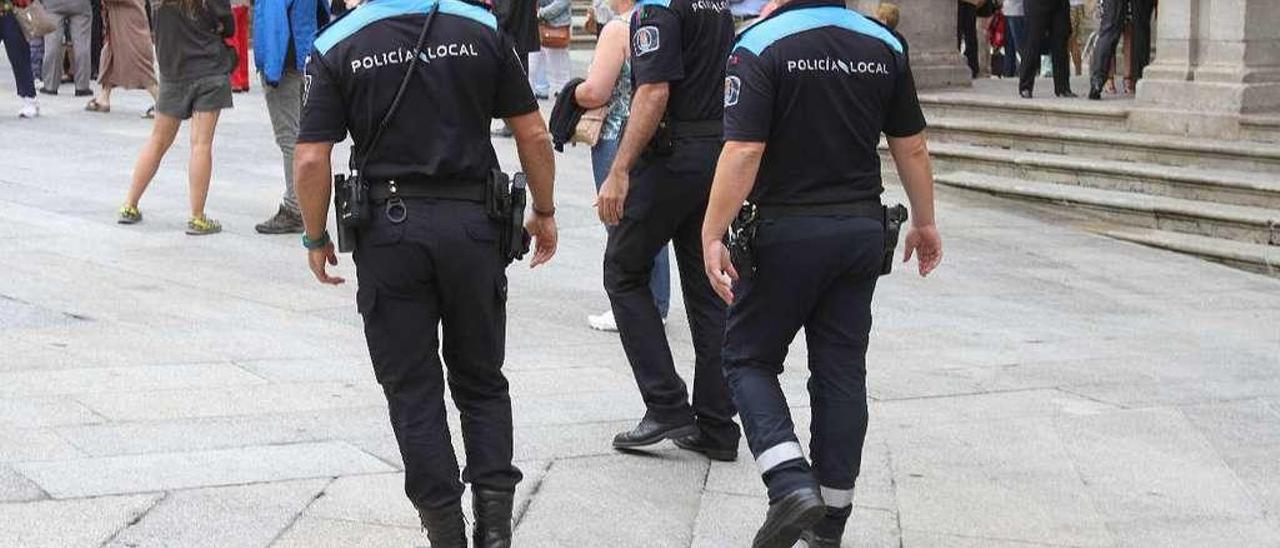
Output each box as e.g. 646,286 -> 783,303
85,99 -> 111,113
141,106 -> 155,119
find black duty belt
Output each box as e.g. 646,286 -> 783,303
669,119 -> 722,139
756,201 -> 884,220
368,179 -> 486,203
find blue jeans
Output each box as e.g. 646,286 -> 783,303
0,13 -> 35,98
592,137 -> 671,318
1004,15 -> 1026,78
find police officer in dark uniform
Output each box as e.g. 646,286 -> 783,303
595,0 -> 742,460
292,0 -> 558,545
701,3 -> 943,547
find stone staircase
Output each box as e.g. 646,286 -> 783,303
906,92 -> 1280,276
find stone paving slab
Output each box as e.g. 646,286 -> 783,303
0,494 -> 161,547
15,442 -> 392,499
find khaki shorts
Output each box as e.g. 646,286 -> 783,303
157,74 -> 234,120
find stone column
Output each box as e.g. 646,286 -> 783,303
1131,0 -> 1280,137
848,0 -> 971,89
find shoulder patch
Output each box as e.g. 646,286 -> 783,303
724,75 -> 741,106
634,26 -> 661,56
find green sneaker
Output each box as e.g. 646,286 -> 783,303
118,205 -> 142,224
186,216 -> 222,236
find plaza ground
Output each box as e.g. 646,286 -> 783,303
1,57 -> 1279,547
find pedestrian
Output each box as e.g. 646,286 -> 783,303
38,0 -> 92,96
1066,0 -> 1084,75
1,0 -> 40,117
117,0 -> 236,235
228,0 -> 248,91
704,4 -> 942,547
530,0 -> 570,99
1003,0 -> 1025,77
294,0 -> 558,545
596,0 -> 741,461
957,0 -> 983,79
875,2 -> 898,30
491,0 -> 538,136
1088,0 -> 1151,99
251,0 -> 328,234
573,0 -> 671,331
84,0 -> 159,117
1018,0 -> 1074,98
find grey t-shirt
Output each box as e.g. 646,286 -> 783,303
152,0 -> 236,82
1004,0 -> 1024,16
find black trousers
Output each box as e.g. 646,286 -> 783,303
1092,0 -> 1155,88
355,199 -> 522,510
724,215 -> 882,505
957,1 -> 979,79
1019,0 -> 1072,94
603,138 -> 740,449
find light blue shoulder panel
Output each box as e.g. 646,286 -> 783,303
734,6 -> 902,56
315,0 -> 496,55
637,0 -> 673,9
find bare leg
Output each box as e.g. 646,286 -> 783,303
96,85 -> 113,107
124,113 -> 181,208
187,110 -> 221,218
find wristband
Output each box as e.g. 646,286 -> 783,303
533,205 -> 556,218
302,230 -> 331,250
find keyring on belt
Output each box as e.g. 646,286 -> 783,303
385,180 -> 408,224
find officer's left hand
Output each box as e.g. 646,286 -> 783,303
308,242 -> 346,285
703,240 -> 739,305
526,214 -> 558,268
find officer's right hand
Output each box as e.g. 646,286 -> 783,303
703,239 -> 739,305
596,169 -> 629,226
309,242 -> 346,285
903,223 -> 943,278
526,214 -> 558,268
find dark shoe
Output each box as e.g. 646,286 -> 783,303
753,487 -> 826,548
802,504 -> 853,548
472,487 -> 514,548
612,414 -> 698,450
74,89 -> 93,97
417,504 -> 467,548
38,88 -> 57,96
1088,87 -> 1103,100
254,205 -> 304,234
1056,90 -> 1078,98
673,432 -> 738,462
1018,89 -> 1033,99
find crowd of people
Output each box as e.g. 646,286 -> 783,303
957,0 -> 1156,99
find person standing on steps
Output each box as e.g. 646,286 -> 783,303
596,0 -> 743,463
703,3 -> 942,547
294,0 -> 558,545
1018,0 -> 1074,98
251,0 -> 329,234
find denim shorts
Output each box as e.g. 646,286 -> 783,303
157,74 -> 233,120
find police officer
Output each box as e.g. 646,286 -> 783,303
701,3 -> 943,547
595,0 -> 742,460
292,0 -> 558,545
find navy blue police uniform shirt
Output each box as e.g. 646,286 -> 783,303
724,0 -> 926,206
298,0 -> 537,183
630,0 -> 734,122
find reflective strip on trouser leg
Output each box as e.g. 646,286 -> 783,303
756,441 -> 805,475
820,486 -> 854,508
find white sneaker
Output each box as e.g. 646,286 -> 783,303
33,79 -> 43,90
588,310 -> 618,332
18,98 -> 39,119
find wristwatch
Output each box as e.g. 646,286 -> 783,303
302,231 -> 331,250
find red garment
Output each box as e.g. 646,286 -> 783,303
228,4 -> 250,92
987,10 -> 1007,49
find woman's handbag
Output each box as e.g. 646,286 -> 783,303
571,105 -> 608,147
15,1 -> 58,42
539,23 -> 571,49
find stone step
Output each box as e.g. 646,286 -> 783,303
921,142 -> 1280,210
919,92 -> 1130,131
1242,114 -> 1280,143
1101,227 -> 1280,278
926,117 -> 1280,172
936,171 -> 1280,246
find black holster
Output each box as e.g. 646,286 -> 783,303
726,201 -> 759,279
486,169 -> 531,264
333,173 -> 369,253
881,204 -> 909,276
644,117 -> 675,158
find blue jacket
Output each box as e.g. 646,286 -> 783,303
254,0 -> 330,85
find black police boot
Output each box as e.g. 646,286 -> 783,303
673,432 -> 738,462
416,503 -> 467,548
752,487 -> 826,548
801,504 -> 853,548
612,413 -> 698,450
472,487 -> 515,548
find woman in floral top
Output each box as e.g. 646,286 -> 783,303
0,0 -> 40,117
573,0 -> 671,332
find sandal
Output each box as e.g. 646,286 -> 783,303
85,99 -> 110,113
142,106 -> 155,119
